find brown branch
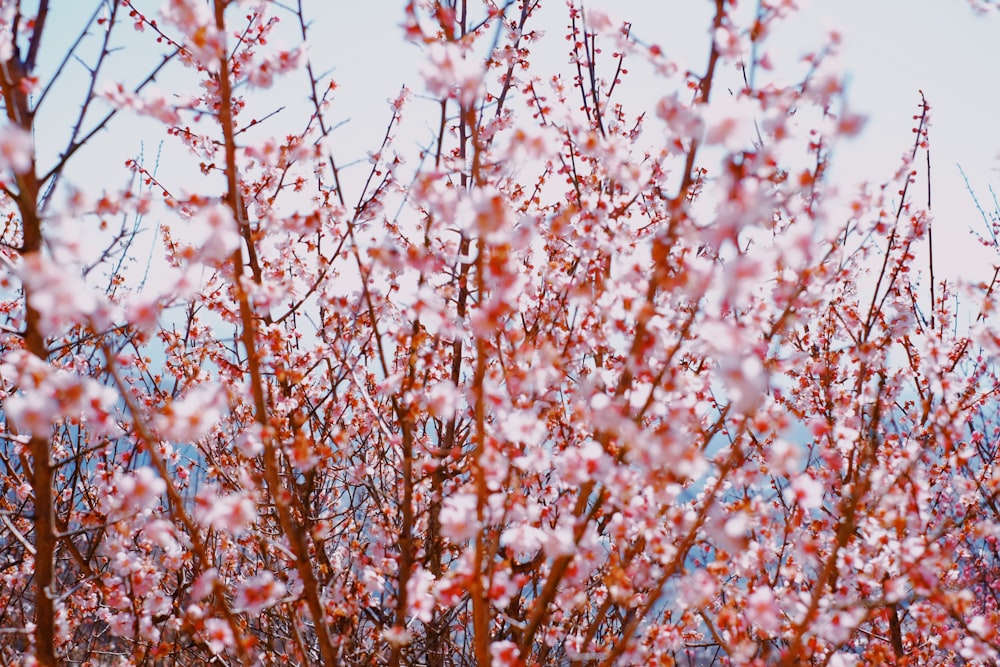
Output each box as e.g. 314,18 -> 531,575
212,1 -> 339,665
863,94 -> 930,341
0,30 -> 56,665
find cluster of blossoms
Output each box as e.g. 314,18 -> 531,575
0,1 -> 999,666
1,350 -> 119,436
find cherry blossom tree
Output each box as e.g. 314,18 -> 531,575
1,0 -> 999,665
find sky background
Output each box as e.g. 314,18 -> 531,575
29,1 -> 1000,291
315,0 -> 1000,280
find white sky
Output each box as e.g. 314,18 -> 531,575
317,0 -> 1000,279
30,1 -> 1000,287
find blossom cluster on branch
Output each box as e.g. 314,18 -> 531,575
0,1 -> 998,665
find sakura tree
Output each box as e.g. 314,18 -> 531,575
1,0 -> 999,665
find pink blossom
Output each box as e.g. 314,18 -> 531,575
490,640 -> 521,666
361,565 -> 385,596
20,253 -> 100,336
960,637 -> 997,662
0,5 -> 14,62
504,126 -> 560,163
194,487 -> 256,534
1,351 -> 120,436
143,519 -> 180,553
15,482 -> 31,501
0,125 -> 32,173
542,524 -> 576,558
713,24 -> 746,58
677,569 -> 717,609
487,567 -> 519,608
125,294 -> 164,334
718,354 -> 768,413
422,42 -> 484,105
233,571 -> 286,613
556,440 -> 606,485
820,608 -> 865,644
143,590 -> 171,619
829,653 -> 859,667
767,439 -> 803,476
499,408 -> 546,447
234,426 -> 264,457
247,46 -> 308,88
382,626 -> 411,648
190,204 -> 240,264
107,612 -> 133,638
472,187 -> 512,236
656,94 -> 704,143
425,381 -> 460,419
500,522 -> 546,556
439,493 -> 480,542
107,467 -> 165,517
406,566 -> 436,623
882,575 -> 907,603
3,2 -> 996,664
99,83 -> 187,125
702,98 -> 758,150
157,382 -> 225,442
784,473 -> 824,510
160,0 -> 224,71
190,568 -> 219,601
835,108 -> 868,137
202,617 -> 234,655
968,614 -> 992,637
2,391 -> 57,434
747,586 -> 781,634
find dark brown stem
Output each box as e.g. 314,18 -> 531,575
212,1 -> 339,664
863,95 -> 929,340
0,35 -> 55,666
889,602 -> 905,658
471,235 -> 492,667
105,347 -> 254,666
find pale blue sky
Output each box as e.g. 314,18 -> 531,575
27,2 -> 1000,287
312,1 -> 1000,277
